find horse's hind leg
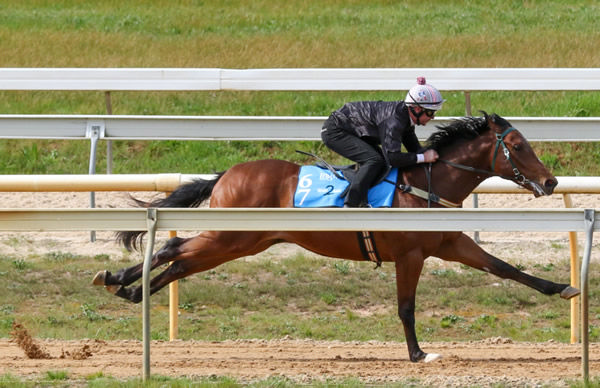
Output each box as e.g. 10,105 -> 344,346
93,236 -> 187,290
435,233 -> 579,299
95,231 -> 279,303
109,258 -> 203,303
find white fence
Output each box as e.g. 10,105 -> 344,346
2,68 -> 600,90
0,207 -> 596,380
1,114 -> 600,142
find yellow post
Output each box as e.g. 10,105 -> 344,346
165,190 -> 179,341
563,194 -> 580,343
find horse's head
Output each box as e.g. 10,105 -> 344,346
483,112 -> 557,196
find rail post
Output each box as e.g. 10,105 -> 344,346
464,91 -> 481,244
142,208 -> 158,381
105,91 -> 113,174
580,209 -> 594,383
563,194 -> 581,343
168,230 -> 179,341
86,123 -> 103,242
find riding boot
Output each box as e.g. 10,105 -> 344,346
344,161 -> 385,207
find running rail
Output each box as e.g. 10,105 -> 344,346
0,207 -> 595,381
0,174 -> 598,194
2,114 -> 600,142
2,68 -> 600,90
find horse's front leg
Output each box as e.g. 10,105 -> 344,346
435,232 -> 579,299
395,251 -> 441,363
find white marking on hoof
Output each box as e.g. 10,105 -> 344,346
560,286 -> 580,300
104,285 -> 122,295
92,270 -> 107,286
424,353 -> 442,363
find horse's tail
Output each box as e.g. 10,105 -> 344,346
116,172 -> 226,252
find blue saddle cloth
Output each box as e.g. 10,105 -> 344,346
294,166 -> 398,208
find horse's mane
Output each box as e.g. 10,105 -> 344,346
425,112 -> 511,151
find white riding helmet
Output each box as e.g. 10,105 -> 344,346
405,77 -> 445,111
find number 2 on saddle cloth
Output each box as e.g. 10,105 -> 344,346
293,165 -> 398,208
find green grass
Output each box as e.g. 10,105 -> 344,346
1,372 -> 595,388
1,250 -> 598,343
1,0 -> 599,68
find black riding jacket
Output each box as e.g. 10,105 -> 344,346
326,100 -> 424,168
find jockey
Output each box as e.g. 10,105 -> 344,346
320,77 -> 444,207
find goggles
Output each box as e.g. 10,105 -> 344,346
424,109 -> 436,118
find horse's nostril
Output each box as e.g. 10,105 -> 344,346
545,179 -> 558,190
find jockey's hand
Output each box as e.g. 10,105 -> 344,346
423,149 -> 439,163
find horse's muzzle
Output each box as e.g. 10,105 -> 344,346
544,178 -> 558,195
532,177 -> 558,197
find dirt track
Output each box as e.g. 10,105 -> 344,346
1,338 -> 598,386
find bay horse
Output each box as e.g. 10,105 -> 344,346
93,112 -> 579,363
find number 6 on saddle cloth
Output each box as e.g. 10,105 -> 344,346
293,165 -> 398,208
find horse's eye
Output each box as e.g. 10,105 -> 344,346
513,143 -> 522,151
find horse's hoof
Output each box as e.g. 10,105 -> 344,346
105,285 -> 122,295
92,270 -> 108,286
423,353 -> 442,363
560,286 -> 580,299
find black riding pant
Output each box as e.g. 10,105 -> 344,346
321,126 -> 386,207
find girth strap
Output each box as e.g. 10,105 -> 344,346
356,231 -> 382,268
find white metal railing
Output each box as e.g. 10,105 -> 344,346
2,68 -> 600,90
1,114 -> 600,142
2,68 -> 598,184
0,207 -> 596,232
0,171 -> 597,348
0,207 -> 595,381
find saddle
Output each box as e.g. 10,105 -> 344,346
317,161 -> 392,200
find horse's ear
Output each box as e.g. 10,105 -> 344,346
480,110 -> 501,131
479,110 -> 490,123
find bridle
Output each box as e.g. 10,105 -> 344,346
439,127 -> 533,186
402,126 -> 535,208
